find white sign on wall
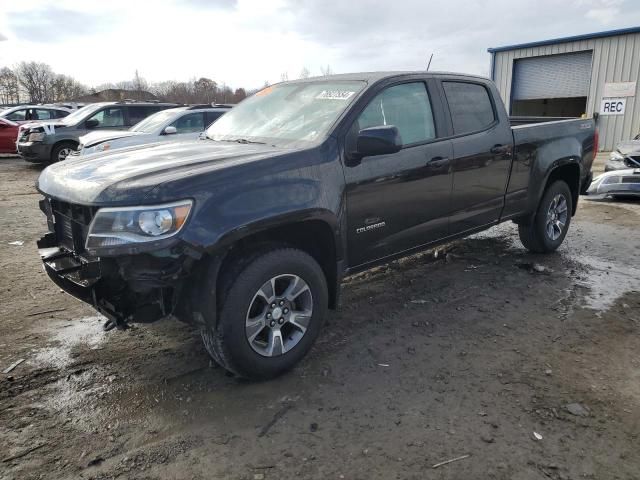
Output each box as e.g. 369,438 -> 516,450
600,98 -> 626,115
603,82 -> 636,98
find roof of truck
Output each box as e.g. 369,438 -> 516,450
285,71 -> 490,84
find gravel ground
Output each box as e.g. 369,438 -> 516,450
0,155 -> 639,480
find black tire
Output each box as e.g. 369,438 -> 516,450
51,141 -> 77,163
518,180 -> 573,253
200,248 -> 328,380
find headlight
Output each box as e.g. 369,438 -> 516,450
85,200 -> 193,251
83,143 -> 110,156
610,151 -> 624,161
28,132 -> 46,142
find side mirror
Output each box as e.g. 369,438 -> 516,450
355,126 -> 402,159
85,119 -> 99,129
164,126 -> 177,135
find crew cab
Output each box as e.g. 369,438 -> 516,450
36,72 -> 597,379
18,101 -> 178,163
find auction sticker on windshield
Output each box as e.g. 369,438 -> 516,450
316,90 -> 356,100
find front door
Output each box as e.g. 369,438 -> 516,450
344,81 -> 453,268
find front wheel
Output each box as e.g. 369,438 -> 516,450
518,180 -> 573,253
51,142 -> 77,162
200,248 -> 328,380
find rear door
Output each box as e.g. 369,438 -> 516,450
440,80 -> 513,234
343,80 -> 453,267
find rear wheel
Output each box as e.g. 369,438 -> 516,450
518,180 -> 572,253
51,142 -> 76,162
200,248 -> 328,379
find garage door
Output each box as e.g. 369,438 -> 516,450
512,51 -> 593,100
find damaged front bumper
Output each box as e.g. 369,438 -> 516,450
38,231 -> 195,327
586,168 -> 640,197
36,195 -> 203,328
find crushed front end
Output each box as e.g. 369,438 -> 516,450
37,196 -> 200,329
586,168 -> 640,197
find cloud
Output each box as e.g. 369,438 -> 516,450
7,6 -> 114,42
180,0 -> 238,7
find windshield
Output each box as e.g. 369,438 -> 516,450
205,80 -> 366,146
61,104 -> 106,125
132,109 -> 181,133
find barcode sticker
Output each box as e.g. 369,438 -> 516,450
316,90 -> 355,100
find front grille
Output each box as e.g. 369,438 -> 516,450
49,199 -> 97,254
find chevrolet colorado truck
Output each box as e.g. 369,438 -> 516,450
36,72 -> 598,379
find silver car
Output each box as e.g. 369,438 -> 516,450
605,134 -> 640,171
76,105 -> 231,157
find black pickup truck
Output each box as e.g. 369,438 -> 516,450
36,72 -> 597,379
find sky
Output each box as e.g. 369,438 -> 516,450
1,0 -> 640,90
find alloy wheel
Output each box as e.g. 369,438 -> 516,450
245,274 -> 313,357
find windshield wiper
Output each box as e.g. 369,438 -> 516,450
231,138 -> 266,145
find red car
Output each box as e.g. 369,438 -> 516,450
0,118 -> 19,154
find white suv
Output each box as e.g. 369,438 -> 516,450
76,105 -> 231,157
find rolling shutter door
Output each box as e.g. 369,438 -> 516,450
512,51 -> 593,100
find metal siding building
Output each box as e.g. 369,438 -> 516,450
488,27 -> 640,151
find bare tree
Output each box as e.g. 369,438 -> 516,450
16,61 -> 55,103
0,67 -> 20,104
280,71 -> 289,82
320,64 -> 333,76
194,77 -> 218,103
299,66 -> 311,79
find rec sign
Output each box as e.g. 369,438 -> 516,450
600,98 -> 626,115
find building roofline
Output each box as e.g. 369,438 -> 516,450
487,26 -> 640,53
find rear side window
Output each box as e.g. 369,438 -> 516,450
356,82 -> 436,145
35,109 -> 55,120
127,106 -> 156,125
205,111 -> 225,127
443,82 -> 495,135
55,110 -> 70,118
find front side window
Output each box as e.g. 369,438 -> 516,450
87,107 -> 125,128
170,112 -> 205,133
206,80 -> 366,146
443,82 -> 495,135
5,109 -> 27,121
355,82 -> 436,145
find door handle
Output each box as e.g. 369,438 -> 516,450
426,156 -> 449,168
490,144 -> 510,155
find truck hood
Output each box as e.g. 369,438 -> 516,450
615,140 -> 640,155
80,130 -> 145,147
37,140 -> 287,205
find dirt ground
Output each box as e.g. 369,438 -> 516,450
0,155 -> 639,480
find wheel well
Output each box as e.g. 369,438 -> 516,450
217,220 -> 339,309
546,163 -> 580,215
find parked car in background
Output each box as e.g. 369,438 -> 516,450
17,101 -> 178,163
606,133 -> 640,171
1,105 -> 71,123
36,71 -> 597,379
75,104 -> 231,157
0,118 -> 19,154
